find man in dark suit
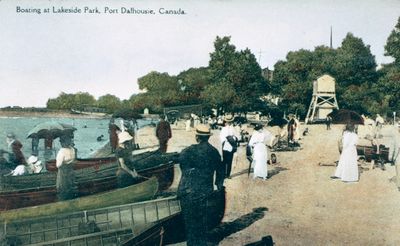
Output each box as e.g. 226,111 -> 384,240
156,115 -> 172,153
178,124 -> 224,246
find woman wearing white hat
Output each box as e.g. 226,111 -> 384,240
27,155 -> 44,174
115,131 -> 139,188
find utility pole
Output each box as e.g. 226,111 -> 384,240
330,26 -> 333,49
258,49 -> 264,64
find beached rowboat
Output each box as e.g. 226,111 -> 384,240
0,151 -> 176,192
45,150 -> 179,172
1,195 -> 179,245
0,162 -> 173,211
0,177 -> 158,222
1,188 -> 225,246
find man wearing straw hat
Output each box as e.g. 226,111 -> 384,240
178,124 -> 224,246
219,114 -> 239,179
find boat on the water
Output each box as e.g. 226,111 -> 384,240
0,177 -> 158,222
0,162 -> 173,211
0,188 -> 225,246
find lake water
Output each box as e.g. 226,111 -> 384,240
0,117 -> 156,161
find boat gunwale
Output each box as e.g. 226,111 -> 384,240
2,195 -> 178,224
0,177 -> 159,222
0,162 -> 173,194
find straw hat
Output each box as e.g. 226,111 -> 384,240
118,131 -> 133,144
224,115 -> 234,122
195,124 -> 212,136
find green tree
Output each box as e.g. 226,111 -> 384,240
204,36 -> 267,114
335,33 -> 378,88
97,94 -> 121,113
46,92 -> 96,110
201,82 -> 236,114
385,17 -> 400,64
271,48 -> 332,116
128,93 -> 154,112
177,67 -> 211,105
46,92 -> 76,110
73,92 -> 96,109
371,18 -> 400,116
271,34 -> 379,117
137,71 -> 181,110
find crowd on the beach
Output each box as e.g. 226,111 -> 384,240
170,111 -> 400,245
2,111 -> 400,245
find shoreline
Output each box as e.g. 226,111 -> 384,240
0,110 -> 110,119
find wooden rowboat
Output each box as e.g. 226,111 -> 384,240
0,158 -> 175,192
0,177 -> 158,222
1,196 -> 180,245
45,150 -> 179,172
1,188 -> 225,245
46,156 -> 116,172
162,187 -> 226,245
0,162 -> 173,211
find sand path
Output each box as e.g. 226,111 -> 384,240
133,123 -> 400,245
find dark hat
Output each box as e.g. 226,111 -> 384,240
254,123 -> 263,131
195,124 -> 212,136
345,123 -> 355,132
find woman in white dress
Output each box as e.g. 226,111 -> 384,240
248,124 -> 273,180
333,124 -> 359,182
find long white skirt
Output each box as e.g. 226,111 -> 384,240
253,143 -> 268,179
334,146 -> 358,182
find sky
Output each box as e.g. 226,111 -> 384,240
0,0 -> 399,108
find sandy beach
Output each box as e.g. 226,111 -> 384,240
132,122 -> 400,245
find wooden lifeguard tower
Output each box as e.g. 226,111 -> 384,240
305,75 -> 339,124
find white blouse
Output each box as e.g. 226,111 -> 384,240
56,147 -> 76,168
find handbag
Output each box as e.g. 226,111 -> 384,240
226,135 -> 238,152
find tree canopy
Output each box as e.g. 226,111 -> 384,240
47,92 -> 96,110
385,17 -> 400,64
44,19 -> 400,119
270,32 -> 380,117
203,36 -> 268,114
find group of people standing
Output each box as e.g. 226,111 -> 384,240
177,114 -> 277,245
